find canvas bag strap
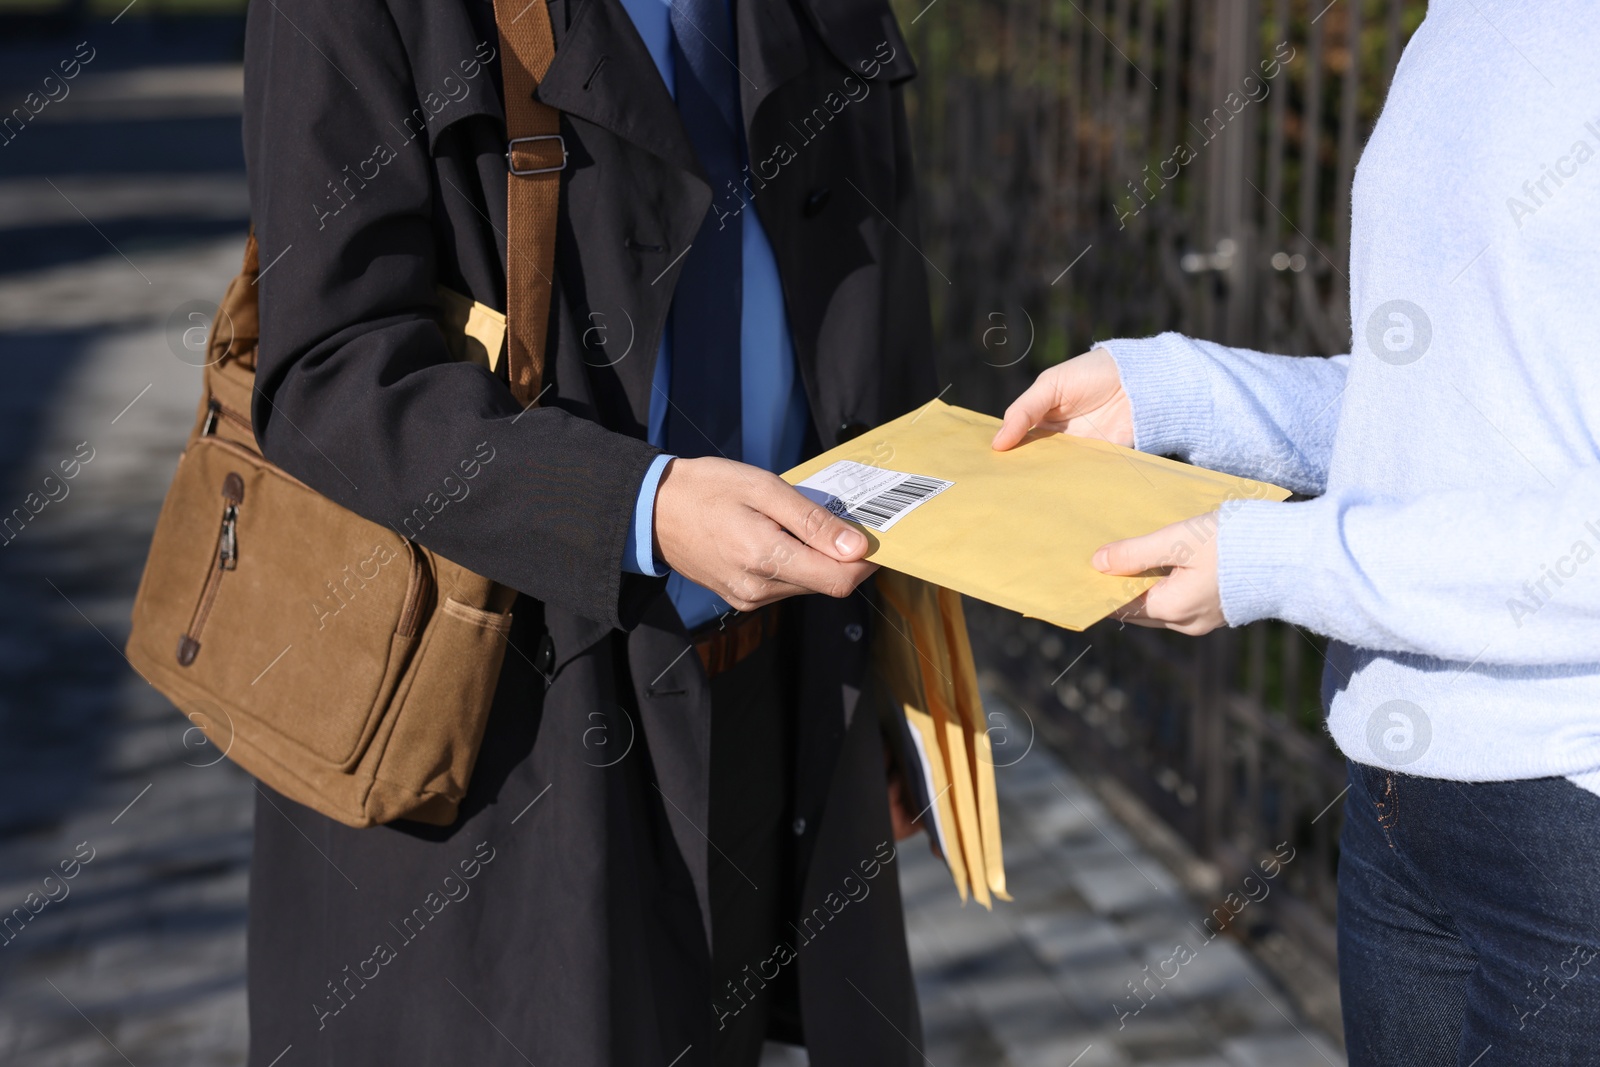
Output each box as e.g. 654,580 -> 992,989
207,227 -> 260,371
492,0 -> 566,408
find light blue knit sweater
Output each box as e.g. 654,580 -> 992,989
1101,1 -> 1600,792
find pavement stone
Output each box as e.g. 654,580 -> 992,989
1221,1032 -> 1345,1067
896,739 -> 1345,1067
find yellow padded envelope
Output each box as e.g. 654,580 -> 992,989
783,400 -> 1290,631
872,576 -> 970,901
877,574 -> 990,907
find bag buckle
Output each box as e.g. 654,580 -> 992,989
506,134 -> 567,176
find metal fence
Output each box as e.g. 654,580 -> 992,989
895,0 -> 1425,964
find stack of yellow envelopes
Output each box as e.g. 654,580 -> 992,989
872,571 -> 1008,906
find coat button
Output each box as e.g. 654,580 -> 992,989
837,420 -> 868,442
535,633 -> 555,676
802,187 -> 832,217
844,623 -> 863,642
792,816 -> 807,836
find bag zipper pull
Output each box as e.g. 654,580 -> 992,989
219,505 -> 238,569
219,472 -> 244,570
202,398 -> 220,436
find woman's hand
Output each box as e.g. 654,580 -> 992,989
1094,512 -> 1224,636
991,347 -> 1133,451
996,350 -> 1224,635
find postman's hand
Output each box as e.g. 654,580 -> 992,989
1093,512 -> 1223,636
884,742 -> 925,842
991,347 -> 1133,451
653,457 -> 878,611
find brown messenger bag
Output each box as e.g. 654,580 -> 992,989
125,0 -> 566,829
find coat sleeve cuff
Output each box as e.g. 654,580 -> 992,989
1216,498 -> 1324,626
1098,332 -> 1214,459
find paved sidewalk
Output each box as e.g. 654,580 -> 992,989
897,718 -> 1344,1067
0,239 -> 256,1066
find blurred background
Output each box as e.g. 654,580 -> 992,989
0,0 -> 1422,1063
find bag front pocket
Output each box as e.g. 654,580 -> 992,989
131,435 -> 429,770
364,597 -> 512,825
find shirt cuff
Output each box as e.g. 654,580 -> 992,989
623,453 -> 674,577
1096,332 -> 1214,459
1216,497 -> 1324,627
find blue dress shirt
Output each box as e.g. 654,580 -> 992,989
618,0 -> 810,630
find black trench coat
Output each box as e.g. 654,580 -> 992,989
241,0 -> 936,1063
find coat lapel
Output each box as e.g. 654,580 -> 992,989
540,0 -> 813,177
735,0 -> 810,130
538,0 -> 703,178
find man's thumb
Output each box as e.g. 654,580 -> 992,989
771,481 -> 870,561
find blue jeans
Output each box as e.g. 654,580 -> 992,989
1339,761 -> 1600,1066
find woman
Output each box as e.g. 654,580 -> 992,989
994,4 -> 1600,1064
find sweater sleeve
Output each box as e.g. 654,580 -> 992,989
243,0 -> 662,629
1218,471 -> 1600,667
1098,332 -> 1349,496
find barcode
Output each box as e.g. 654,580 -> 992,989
849,475 -> 949,530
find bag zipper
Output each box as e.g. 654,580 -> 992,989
177,471 -> 245,666
176,433 -> 431,655
201,397 -> 252,438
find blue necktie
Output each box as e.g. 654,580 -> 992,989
663,0 -> 744,461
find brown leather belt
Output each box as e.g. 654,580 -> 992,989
693,604 -> 781,679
